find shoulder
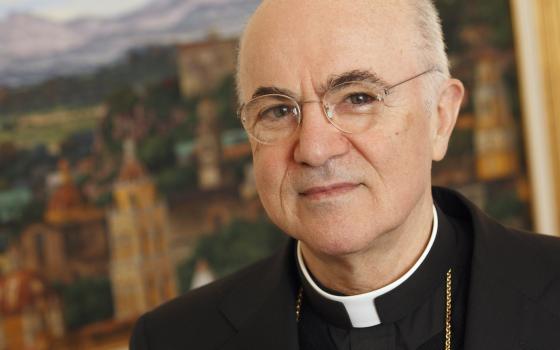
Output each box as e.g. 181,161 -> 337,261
434,186 -> 560,298
491,224 -> 560,280
130,253 -> 278,350
505,225 -> 560,259
434,186 -> 560,260
435,186 -> 560,259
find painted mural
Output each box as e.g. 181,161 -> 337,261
0,0 -> 530,348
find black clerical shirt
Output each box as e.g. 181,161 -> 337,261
297,206 -> 472,350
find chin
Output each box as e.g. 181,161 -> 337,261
300,228 -> 376,258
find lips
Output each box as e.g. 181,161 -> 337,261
300,182 -> 360,198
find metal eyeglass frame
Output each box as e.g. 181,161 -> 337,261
237,67 -> 441,144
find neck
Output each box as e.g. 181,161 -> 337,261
299,196 -> 435,295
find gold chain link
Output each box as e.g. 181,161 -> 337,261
295,287 -> 303,322
445,268 -> 452,350
296,268 -> 453,350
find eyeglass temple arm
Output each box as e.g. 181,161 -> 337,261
384,67 -> 442,94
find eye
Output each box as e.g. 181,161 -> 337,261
259,104 -> 294,120
347,93 -> 375,105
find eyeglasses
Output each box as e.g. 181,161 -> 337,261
237,68 -> 439,145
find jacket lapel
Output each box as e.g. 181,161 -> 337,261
217,240 -> 300,350
218,188 -> 559,350
462,259 -> 525,349
436,188 -> 556,350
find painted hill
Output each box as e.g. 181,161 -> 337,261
0,0 -> 260,87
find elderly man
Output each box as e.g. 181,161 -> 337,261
131,1 -> 560,349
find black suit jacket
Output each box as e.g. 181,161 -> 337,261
130,187 -> 560,349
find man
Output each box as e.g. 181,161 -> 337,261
130,0 -> 560,349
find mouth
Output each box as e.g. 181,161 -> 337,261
300,182 -> 361,200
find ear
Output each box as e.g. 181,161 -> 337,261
431,78 -> 464,161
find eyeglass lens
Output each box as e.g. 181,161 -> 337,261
241,81 -> 387,144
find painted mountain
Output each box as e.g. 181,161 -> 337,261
0,0 -> 261,86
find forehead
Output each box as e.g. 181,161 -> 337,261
238,0 -> 418,100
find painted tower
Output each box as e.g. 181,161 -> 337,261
108,140 -> 177,320
473,55 -> 519,180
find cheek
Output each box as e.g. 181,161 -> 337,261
355,111 -> 433,184
252,146 -> 291,211
392,113 -> 434,182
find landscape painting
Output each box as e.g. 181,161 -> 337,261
0,0 -> 531,349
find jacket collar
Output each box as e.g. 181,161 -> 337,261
433,187 -> 553,299
295,205 -> 458,329
217,187 -> 558,350
433,187 -> 556,349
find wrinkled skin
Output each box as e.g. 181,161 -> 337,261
238,0 -> 464,293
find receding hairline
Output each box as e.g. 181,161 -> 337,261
236,0 -> 449,101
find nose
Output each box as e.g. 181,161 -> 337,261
293,102 -> 350,167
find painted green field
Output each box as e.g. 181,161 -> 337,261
0,105 -> 104,149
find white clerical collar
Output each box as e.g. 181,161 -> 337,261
296,204 -> 439,328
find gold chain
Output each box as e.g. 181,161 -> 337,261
444,268 -> 452,350
296,268 -> 453,350
295,287 -> 304,322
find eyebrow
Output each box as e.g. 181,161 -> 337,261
324,70 -> 388,90
249,70 -> 389,100
251,86 -> 297,99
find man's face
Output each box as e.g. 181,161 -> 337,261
238,0 -> 455,257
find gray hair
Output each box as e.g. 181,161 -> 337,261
409,0 -> 450,105
411,0 -> 450,77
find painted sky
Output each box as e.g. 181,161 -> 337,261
0,0 -> 151,21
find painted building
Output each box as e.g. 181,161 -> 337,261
177,38 -> 237,98
19,160 -> 108,283
473,56 -> 519,180
177,38 -> 239,191
108,140 -> 177,320
0,270 -> 64,350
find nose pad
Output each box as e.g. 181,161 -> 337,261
324,105 -> 334,120
322,104 -> 350,134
